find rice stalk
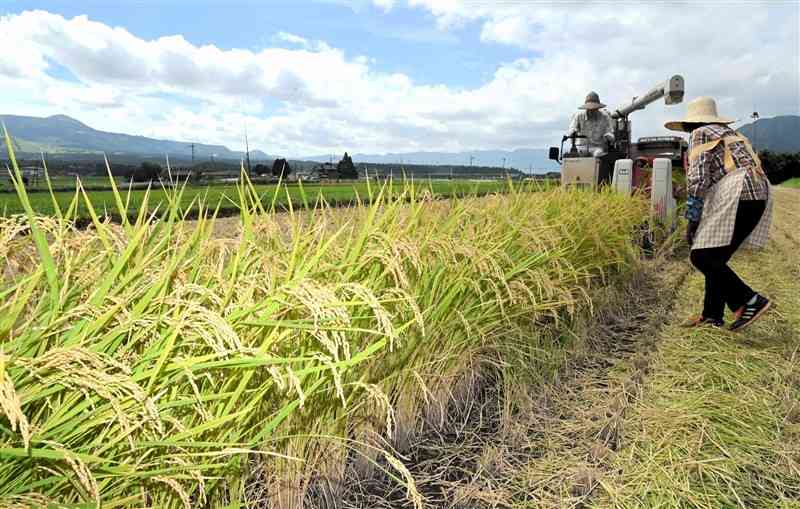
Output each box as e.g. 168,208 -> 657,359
0,131 -> 647,508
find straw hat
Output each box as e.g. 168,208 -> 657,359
665,96 -> 735,132
579,91 -> 606,110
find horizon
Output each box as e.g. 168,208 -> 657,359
0,112 -> 800,161
0,111 -> 556,158
1,2 -> 797,158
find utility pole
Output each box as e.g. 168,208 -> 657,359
190,143 -> 195,165
469,155 -> 474,166
502,157 -> 506,169
244,126 -> 252,175
751,111 -> 760,151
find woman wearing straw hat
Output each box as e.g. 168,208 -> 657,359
666,97 -> 773,331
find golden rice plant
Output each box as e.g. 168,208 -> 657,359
0,128 -> 647,508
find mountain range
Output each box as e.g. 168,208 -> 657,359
0,114 -> 270,161
0,114 -> 560,172
736,115 -> 800,153
1,113 -> 796,172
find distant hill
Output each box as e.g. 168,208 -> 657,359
304,148 -> 559,173
0,114 -> 270,161
737,115 -> 800,153
1,113 -> 560,172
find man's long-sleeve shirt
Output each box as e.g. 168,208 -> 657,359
568,110 -> 614,151
687,124 -> 769,201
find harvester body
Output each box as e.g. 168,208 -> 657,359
561,157 -> 600,189
550,75 -> 685,223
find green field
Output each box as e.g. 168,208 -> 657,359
0,175 -> 113,192
0,178 -> 521,220
781,177 -> 800,188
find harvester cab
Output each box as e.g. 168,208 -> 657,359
549,74 -> 685,222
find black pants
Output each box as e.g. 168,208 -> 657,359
689,200 -> 766,321
598,151 -> 617,187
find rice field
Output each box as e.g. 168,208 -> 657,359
0,132 -> 649,507
0,178 -> 513,221
0,175 -> 112,192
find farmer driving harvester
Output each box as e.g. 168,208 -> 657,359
552,76 -> 685,190
567,91 -> 615,157
565,91 -> 616,185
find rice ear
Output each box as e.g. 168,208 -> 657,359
0,156 -> 647,507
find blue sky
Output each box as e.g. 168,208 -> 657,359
0,1 -> 797,156
4,0 -> 528,87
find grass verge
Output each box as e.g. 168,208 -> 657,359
781,177 -> 800,189
597,187 -> 800,508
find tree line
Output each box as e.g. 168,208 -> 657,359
759,151 -> 800,185
119,153 -> 359,182
119,159 -> 296,182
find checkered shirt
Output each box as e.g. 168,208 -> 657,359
687,124 -> 769,201
688,125 -> 772,250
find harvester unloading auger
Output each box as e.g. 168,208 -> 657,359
549,75 -> 685,224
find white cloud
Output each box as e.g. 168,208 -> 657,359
373,0 -> 396,11
275,31 -> 311,48
44,83 -> 125,109
403,0 -> 799,140
0,4 -> 797,158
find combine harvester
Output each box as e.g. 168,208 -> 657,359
549,75 -> 685,225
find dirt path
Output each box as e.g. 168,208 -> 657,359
332,188 -> 800,509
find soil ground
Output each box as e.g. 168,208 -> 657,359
333,187 -> 800,508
